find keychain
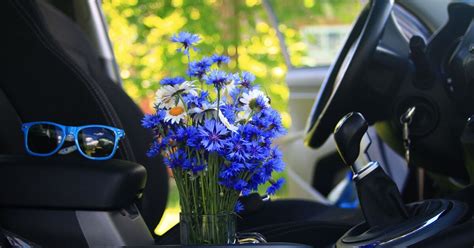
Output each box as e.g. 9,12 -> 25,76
400,106 -> 425,200
400,106 -> 416,163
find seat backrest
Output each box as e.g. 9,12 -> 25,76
0,0 -> 168,232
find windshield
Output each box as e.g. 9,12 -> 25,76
269,0 -> 363,67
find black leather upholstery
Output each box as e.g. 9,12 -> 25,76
0,156 -> 146,209
0,0 -> 168,231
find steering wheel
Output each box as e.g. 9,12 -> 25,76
305,0 -> 394,148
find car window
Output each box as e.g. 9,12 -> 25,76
269,0 -> 363,67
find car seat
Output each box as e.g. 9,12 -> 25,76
1,0 -> 169,233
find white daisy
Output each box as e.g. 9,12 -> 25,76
164,102 -> 187,124
218,110 -> 238,132
175,80 -> 198,96
189,103 -> 238,132
155,81 -> 197,109
188,102 -> 214,123
155,86 -> 176,109
239,89 -> 270,112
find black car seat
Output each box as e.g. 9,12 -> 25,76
0,0 -> 361,246
1,0 -> 168,233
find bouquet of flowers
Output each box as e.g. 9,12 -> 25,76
142,32 -> 286,244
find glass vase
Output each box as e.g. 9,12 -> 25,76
180,213 -> 236,245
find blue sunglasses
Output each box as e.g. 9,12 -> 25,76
22,121 -> 125,160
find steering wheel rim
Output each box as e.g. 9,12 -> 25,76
305,0 -> 394,149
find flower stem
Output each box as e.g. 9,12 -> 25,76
187,53 -> 192,81
216,88 -> 221,121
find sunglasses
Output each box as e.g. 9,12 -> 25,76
22,121 -> 125,160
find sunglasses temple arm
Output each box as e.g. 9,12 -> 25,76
58,145 -> 78,155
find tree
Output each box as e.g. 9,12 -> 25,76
102,0 -> 362,127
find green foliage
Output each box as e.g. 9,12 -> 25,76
103,0 -> 361,128
103,0 -> 283,125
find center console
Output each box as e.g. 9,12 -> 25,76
332,112 -> 469,247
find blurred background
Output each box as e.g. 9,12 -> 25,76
102,0 -> 362,236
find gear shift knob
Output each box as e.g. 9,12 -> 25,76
334,112 -> 371,173
334,112 -> 408,228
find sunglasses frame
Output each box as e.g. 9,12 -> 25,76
22,121 -> 125,160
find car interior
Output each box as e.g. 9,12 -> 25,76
0,0 -> 473,247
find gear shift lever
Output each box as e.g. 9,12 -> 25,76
334,112 -> 408,228
334,112 -> 372,174
334,113 -> 468,247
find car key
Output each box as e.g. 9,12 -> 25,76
400,106 -> 416,163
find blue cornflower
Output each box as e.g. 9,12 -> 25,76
241,188 -> 252,196
187,57 -> 213,78
176,126 -> 200,148
183,91 -> 209,108
160,76 -> 186,86
220,162 -> 244,179
240,124 -> 262,142
211,54 -> 230,66
247,143 -> 266,163
199,119 -> 229,152
164,129 -> 179,145
240,71 -> 256,89
164,149 -> 187,169
141,111 -> 166,129
252,108 -> 286,138
181,158 -> 193,171
225,133 -> 249,162
267,178 -> 285,195
264,147 -> 285,172
234,201 -> 244,213
220,104 -> 236,124
233,179 -> 248,191
203,70 -> 231,90
251,111 -> 269,128
265,109 -> 286,137
192,161 -> 206,174
171,32 -> 200,55
254,96 -> 269,111
181,159 -> 193,170
242,162 -> 258,171
146,141 -> 162,157
201,91 -> 210,99
248,172 -> 268,190
246,142 -> 268,161
229,88 -> 241,103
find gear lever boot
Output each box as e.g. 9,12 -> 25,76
334,112 -> 408,228
353,166 -> 408,227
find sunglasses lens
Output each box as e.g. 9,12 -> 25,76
27,123 -> 64,154
78,127 -> 116,158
